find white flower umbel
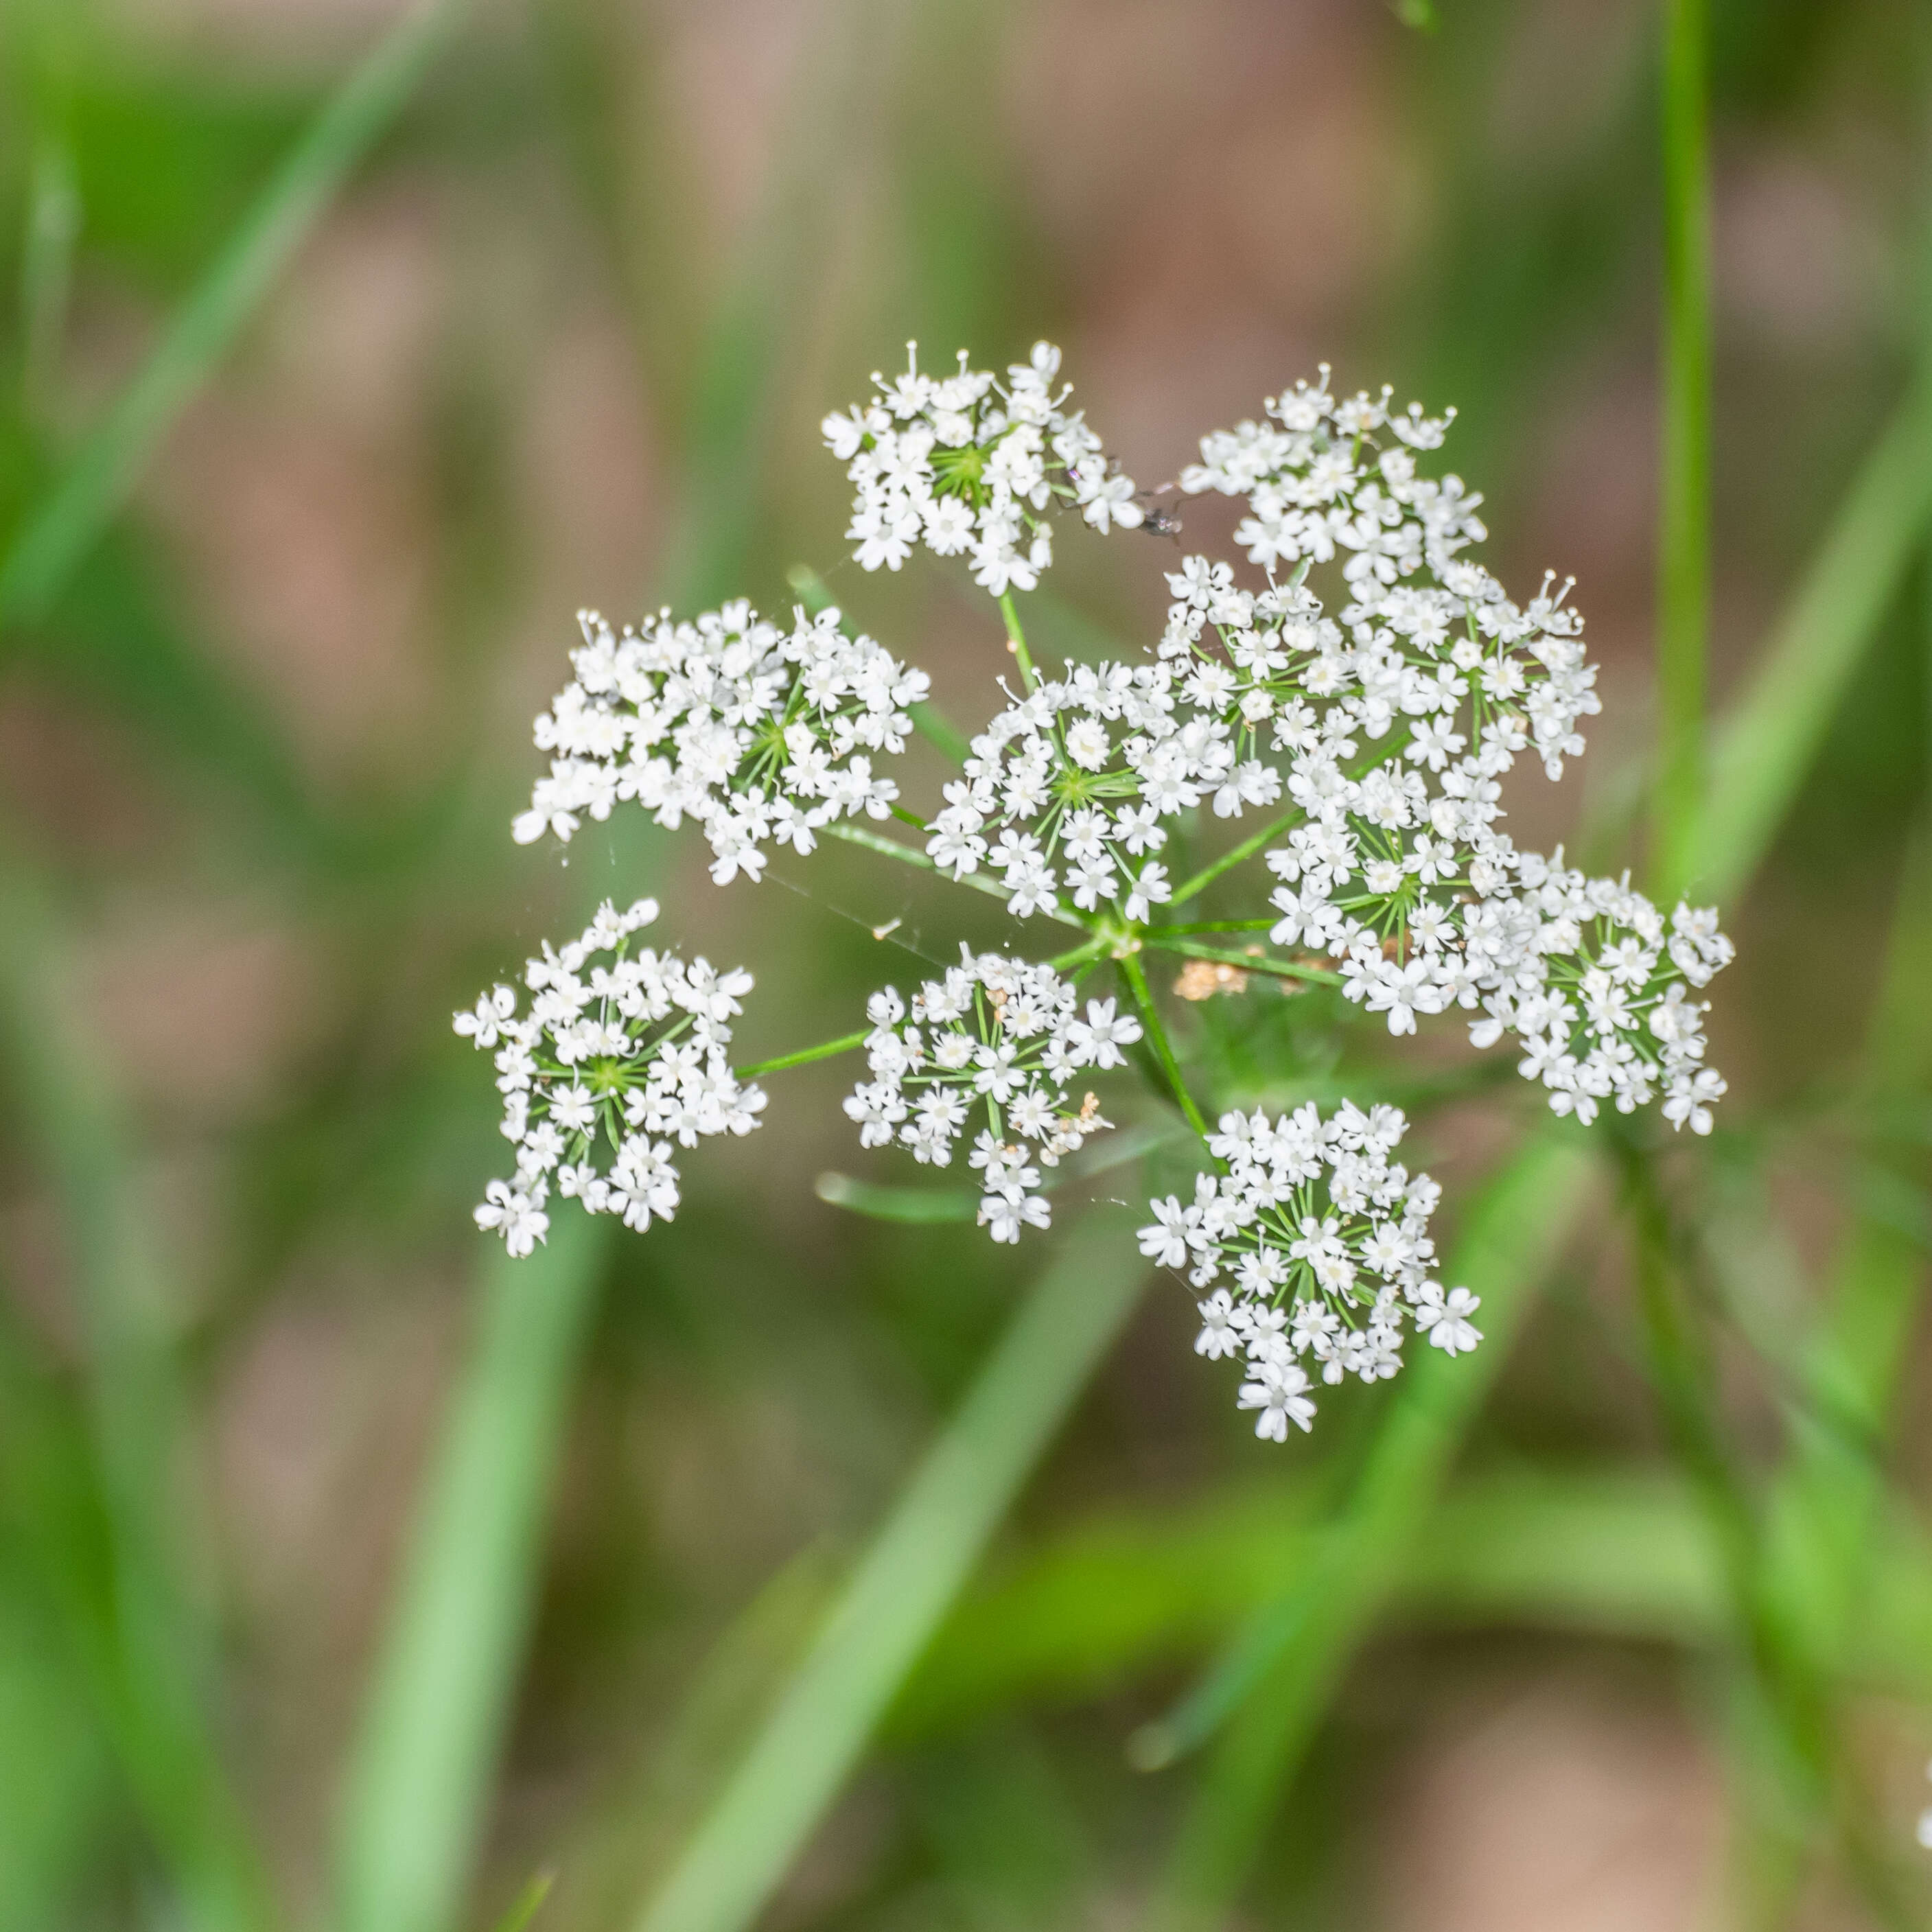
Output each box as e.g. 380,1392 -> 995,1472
844,946 -> 1143,1242
926,656 -> 1216,922
513,601 -> 929,885
1275,833 -> 1734,1130
1179,376 -> 1587,769
457,897 -> 766,1255
824,341 -> 1142,597
1458,849 -> 1732,1130
1171,543 -> 1593,912
468,338 -> 1743,1456
1139,1101 -> 1475,1440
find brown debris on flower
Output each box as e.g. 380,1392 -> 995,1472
1174,958 -> 1250,1000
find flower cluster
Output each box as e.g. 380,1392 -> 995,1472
926,656 -> 1218,922
1462,851 -> 1730,1130
844,948 -> 1143,1242
456,898 -> 765,1255
824,341 -> 1142,597
464,337 -> 1740,1453
513,601 -> 929,885
1138,1102 -> 1478,1440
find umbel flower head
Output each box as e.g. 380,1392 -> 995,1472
456,898 -> 765,1255
1139,1102 -> 1476,1440
515,601 -> 929,885
463,334 -> 1738,1449
825,340 -> 1143,597
846,948 -> 1143,1242
924,655 -> 1200,922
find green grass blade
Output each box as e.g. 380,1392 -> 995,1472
1675,366 -> 1932,900
0,860 -> 275,1932
1763,811 -> 1932,1666
0,0 -> 467,627
813,1172 -> 979,1222
1653,0 -> 1711,878
334,1210 -> 606,1932
1143,1132 -> 1594,1927
0,1288 -> 136,1932
631,1218 -> 1146,1932
329,8 -> 877,1914
894,1468 -> 1932,1738
487,1870 -> 556,1932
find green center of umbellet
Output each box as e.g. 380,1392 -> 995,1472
929,442 -> 988,501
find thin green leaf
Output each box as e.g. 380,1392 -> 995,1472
1652,0 -> 1711,878
330,12 -> 885,1923
333,1208 -> 607,1932
0,860 -> 274,1932
814,1172 -> 979,1223
1675,366 -> 1932,900
1763,813 -> 1932,1671
631,1217 -> 1146,1932
894,1468 -> 1932,1738
0,1294 -> 121,1932
486,1868 -> 555,1932
0,0 -> 468,627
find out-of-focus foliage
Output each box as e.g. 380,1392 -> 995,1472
0,2 -> 1929,1931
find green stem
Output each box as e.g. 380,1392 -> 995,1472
736,1030 -> 870,1081
1145,920 -> 1277,938
1144,937 -> 1340,988
820,819 -> 1090,932
1653,0 -> 1711,887
998,590 -> 1040,692
1049,935 -> 1109,973
888,803 -> 929,833
1118,949 -> 1212,1143
1167,808 -> 1301,908
1615,1144 -> 1875,1922
822,818 -> 938,872
337,1211 -> 605,1932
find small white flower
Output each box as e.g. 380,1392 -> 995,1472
1416,1283 -> 1482,1355
474,1179 -> 548,1259
1237,1362 -> 1318,1440
1194,1289 -> 1244,1360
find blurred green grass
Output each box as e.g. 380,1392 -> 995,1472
0,2 -> 1929,1931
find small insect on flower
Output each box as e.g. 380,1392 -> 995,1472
1139,1102 -> 1472,1441
847,948 -> 1142,1242
457,898 -> 765,1253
